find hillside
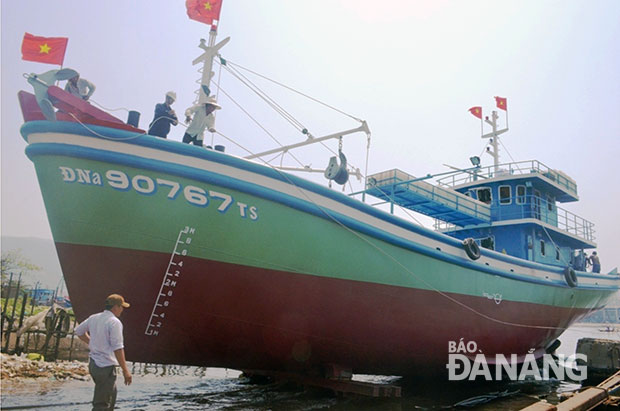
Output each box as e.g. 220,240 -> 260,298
1,236 -> 63,289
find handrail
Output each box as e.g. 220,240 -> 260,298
434,194 -> 595,242
359,168 -> 491,222
436,160 -> 578,197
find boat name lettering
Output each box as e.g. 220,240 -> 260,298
58,166 -> 258,220
448,338 -> 480,354
59,166 -> 103,185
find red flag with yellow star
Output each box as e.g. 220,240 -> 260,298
495,96 -> 507,111
468,106 -> 482,119
21,33 -> 68,65
186,0 -> 223,27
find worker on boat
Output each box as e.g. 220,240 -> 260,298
589,251 -> 601,273
182,96 -> 221,146
64,73 -> 96,101
148,91 -> 178,138
575,250 -> 587,271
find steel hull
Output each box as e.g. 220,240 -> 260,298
21,121 -> 618,375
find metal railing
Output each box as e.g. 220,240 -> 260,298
434,194 -> 595,242
436,160 -> 578,197
363,168 -> 491,222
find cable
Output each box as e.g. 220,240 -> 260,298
66,113 -> 145,140
499,138 -> 517,164
215,86 -> 306,168
89,99 -> 132,113
224,58 -> 363,122
219,62 -> 307,133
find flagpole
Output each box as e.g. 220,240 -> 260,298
506,107 -> 509,129
208,25 -> 217,148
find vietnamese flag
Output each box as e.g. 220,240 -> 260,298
468,106 -> 482,119
21,33 -> 68,65
495,96 -> 507,111
186,0 -> 223,26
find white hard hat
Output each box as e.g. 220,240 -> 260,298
166,91 -> 177,101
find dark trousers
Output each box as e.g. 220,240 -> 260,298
89,359 -> 117,411
182,132 -> 203,146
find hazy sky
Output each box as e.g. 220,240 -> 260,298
1,1 -> 619,271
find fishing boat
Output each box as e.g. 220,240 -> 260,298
18,17 -> 619,378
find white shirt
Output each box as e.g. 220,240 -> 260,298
75,310 -> 124,367
65,78 -> 96,100
185,104 -> 215,138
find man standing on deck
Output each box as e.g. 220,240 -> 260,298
182,96 -> 221,146
590,251 -> 601,273
148,91 -> 178,138
75,294 -> 132,411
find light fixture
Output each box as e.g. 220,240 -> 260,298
469,156 -> 480,166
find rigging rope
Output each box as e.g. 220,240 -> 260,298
499,138 -> 517,164
66,113 -> 145,140
217,60 -> 307,133
224,58 -> 363,123
215,85 -> 306,168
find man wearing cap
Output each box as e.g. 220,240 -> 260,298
75,294 -> 132,411
182,96 -> 221,146
148,91 -> 179,138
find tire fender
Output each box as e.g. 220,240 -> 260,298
564,267 -> 578,288
463,238 -> 481,260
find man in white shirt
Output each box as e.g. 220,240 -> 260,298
76,294 -> 132,411
182,96 -> 221,146
65,73 -> 96,100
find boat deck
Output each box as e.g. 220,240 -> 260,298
364,169 -> 491,227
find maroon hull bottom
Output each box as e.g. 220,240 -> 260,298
57,243 -> 588,376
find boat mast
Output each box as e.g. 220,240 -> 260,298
192,27 -> 230,103
481,110 -> 508,174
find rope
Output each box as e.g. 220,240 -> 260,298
224,58 -> 363,122
66,113 -> 145,141
89,99 -> 132,113
218,61 -> 307,133
541,225 -> 572,268
499,138 -> 517,164
215,86 -> 306,168
212,57 -> 369,176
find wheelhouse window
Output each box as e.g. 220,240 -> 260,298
499,185 -> 511,205
547,195 -> 555,211
476,188 -> 492,204
516,185 -> 526,204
